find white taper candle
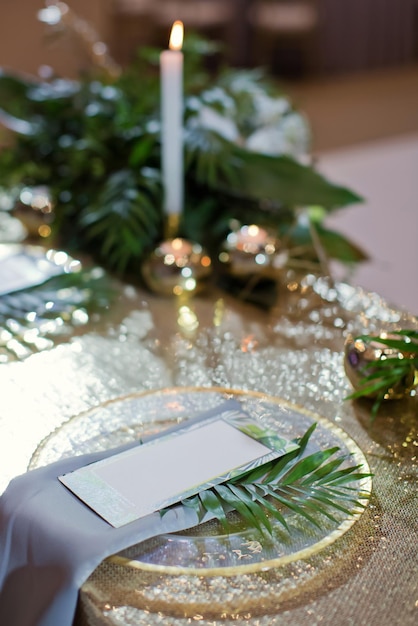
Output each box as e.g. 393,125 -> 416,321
160,20 -> 184,216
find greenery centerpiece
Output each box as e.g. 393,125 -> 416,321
0,7 -> 366,286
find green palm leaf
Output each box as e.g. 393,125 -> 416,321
185,127 -> 361,211
79,169 -> 162,273
214,483 -> 267,533
244,483 -> 289,529
279,447 -> 340,485
175,423 -> 370,535
198,489 -> 228,532
262,486 -> 323,528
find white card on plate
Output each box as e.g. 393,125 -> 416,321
59,400 -> 299,528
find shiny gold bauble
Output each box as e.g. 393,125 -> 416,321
218,224 -> 284,278
142,237 -> 212,296
13,186 -> 54,240
344,333 -> 417,400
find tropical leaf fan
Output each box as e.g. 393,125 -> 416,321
173,423 -> 370,536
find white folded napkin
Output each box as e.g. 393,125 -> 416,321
0,402 -> 236,626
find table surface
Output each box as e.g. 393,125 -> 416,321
0,262 -> 417,625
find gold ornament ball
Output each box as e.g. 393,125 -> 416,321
218,224 -> 284,278
142,237 -> 212,296
13,186 -> 54,240
344,333 -> 416,400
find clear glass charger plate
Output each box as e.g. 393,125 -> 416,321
30,387 -> 371,586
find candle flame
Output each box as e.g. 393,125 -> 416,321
169,20 -> 184,51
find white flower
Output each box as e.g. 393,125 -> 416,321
190,106 -> 239,143
246,111 -> 311,158
246,126 -> 288,156
280,112 -> 311,155
252,92 -> 290,126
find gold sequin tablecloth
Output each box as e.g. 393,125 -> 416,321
0,274 -> 417,625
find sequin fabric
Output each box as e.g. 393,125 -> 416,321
1,271 -> 417,625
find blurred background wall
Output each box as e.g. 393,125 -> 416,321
1,0 -> 418,80
0,0 -> 112,78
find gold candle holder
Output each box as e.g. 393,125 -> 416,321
164,213 -> 180,240
218,223 -> 283,278
142,215 -> 212,296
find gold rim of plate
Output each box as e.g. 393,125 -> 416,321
30,386 -> 372,578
